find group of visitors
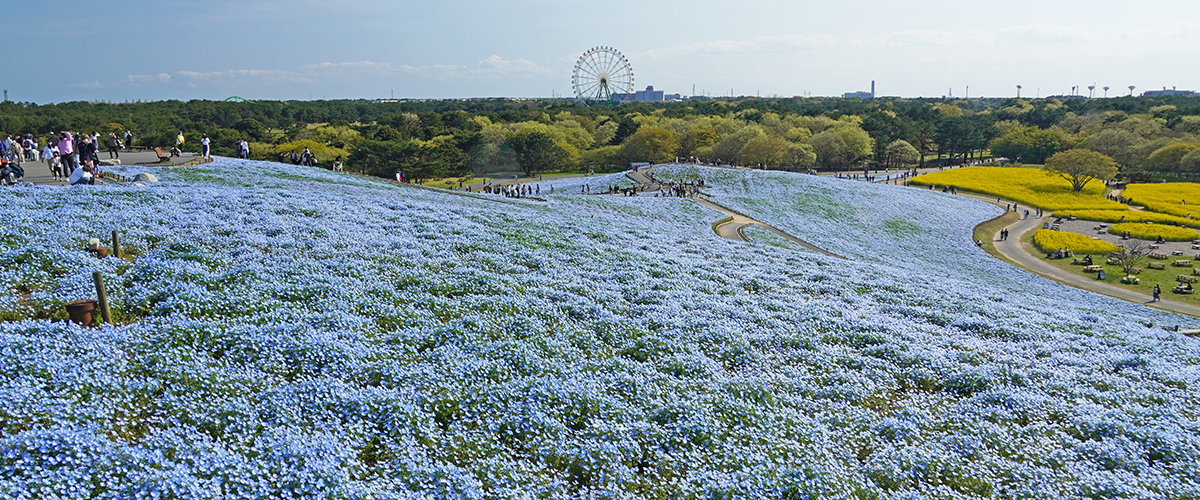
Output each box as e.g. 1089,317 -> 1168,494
278,147 -> 318,167
2,131 -> 103,185
483,183 -> 539,198
1049,247 -> 1074,259
234,139 -> 251,159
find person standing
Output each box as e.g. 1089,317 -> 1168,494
201,134 -> 211,158
176,131 -> 185,152
57,132 -> 77,175
1153,284 -> 1161,302
106,132 -> 120,159
123,130 -> 133,150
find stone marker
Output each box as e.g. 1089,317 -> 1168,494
133,173 -> 159,183
99,159 -> 121,166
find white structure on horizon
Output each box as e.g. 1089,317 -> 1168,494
1143,86 -> 1197,97
842,81 -> 875,99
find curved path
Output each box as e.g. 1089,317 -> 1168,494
961,193 -> 1200,318
627,166 -> 849,260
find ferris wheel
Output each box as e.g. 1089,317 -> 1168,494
572,46 -> 634,101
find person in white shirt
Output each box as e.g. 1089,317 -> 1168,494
69,164 -> 94,185
201,134 -> 211,158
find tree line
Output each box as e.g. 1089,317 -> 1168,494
2,95 -> 1200,182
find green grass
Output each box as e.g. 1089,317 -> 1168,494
1024,230 -> 1200,307
973,210 -> 1020,266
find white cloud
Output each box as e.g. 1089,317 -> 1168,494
125,73 -> 172,84
174,69 -> 312,88
471,55 -> 558,77
68,81 -> 103,89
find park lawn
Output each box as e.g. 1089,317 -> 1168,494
911,166 -> 1127,211
418,175 -> 497,188
1020,229 -> 1200,308
974,209 -> 1020,266
1123,182 -> 1200,218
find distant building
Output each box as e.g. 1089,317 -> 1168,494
1143,86 -> 1197,97
635,86 -> 665,102
842,81 -> 876,99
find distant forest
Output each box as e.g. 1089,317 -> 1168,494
3,95 -> 1200,183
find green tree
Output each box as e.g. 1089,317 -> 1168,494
506,131 -> 567,176
988,126 -> 1067,164
785,143 -> 817,170
621,126 -> 679,164
1043,149 -> 1119,192
884,140 -> 920,168
1146,142 -> 1199,172
739,135 -> 789,168
1180,148 -> 1200,175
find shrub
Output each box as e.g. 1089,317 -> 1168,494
1108,223 -> 1199,242
910,166 -> 1126,211
1053,210 -> 1200,229
1033,229 -> 1121,254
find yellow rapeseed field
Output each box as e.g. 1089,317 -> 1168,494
1053,209 -> 1200,229
1033,229 -> 1121,254
1122,183 -> 1200,218
910,166 -> 1126,210
1108,223 -> 1199,242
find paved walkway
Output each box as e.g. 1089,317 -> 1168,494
627,165 -> 849,259
960,193 -> 1200,317
20,150 -> 205,186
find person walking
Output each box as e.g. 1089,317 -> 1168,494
1153,284 -> 1161,302
176,131 -> 185,152
201,134 -> 211,158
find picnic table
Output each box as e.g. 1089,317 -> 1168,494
1174,260 -> 1193,267
1174,285 -> 1195,294
1180,274 -> 1198,283
1173,250 -> 1186,256
1122,275 -> 1140,284
1150,252 -> 1168,259
1149,262 -> 1167,270
1083,265 -> 1103,272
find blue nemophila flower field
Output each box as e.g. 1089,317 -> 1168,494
1,159 -> 1199,499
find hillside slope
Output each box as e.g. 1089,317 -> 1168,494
1,160 -> 1198,499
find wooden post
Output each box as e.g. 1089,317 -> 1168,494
93,272 -> 112,325
111,230 -> 121,259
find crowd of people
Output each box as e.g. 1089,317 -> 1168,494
0,131 -> 112,185
481,183 -> 540,198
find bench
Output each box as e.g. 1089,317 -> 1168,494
1149,262 -> 1166,270
1083,265 -> 1103,272
154,147 -> 171,163
1174,260 -> 1193,267
1180,275 -> 1198,283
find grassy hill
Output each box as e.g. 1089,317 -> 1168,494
1,160 -> 1198,498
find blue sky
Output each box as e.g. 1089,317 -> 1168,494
4,0 -> 1199,103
